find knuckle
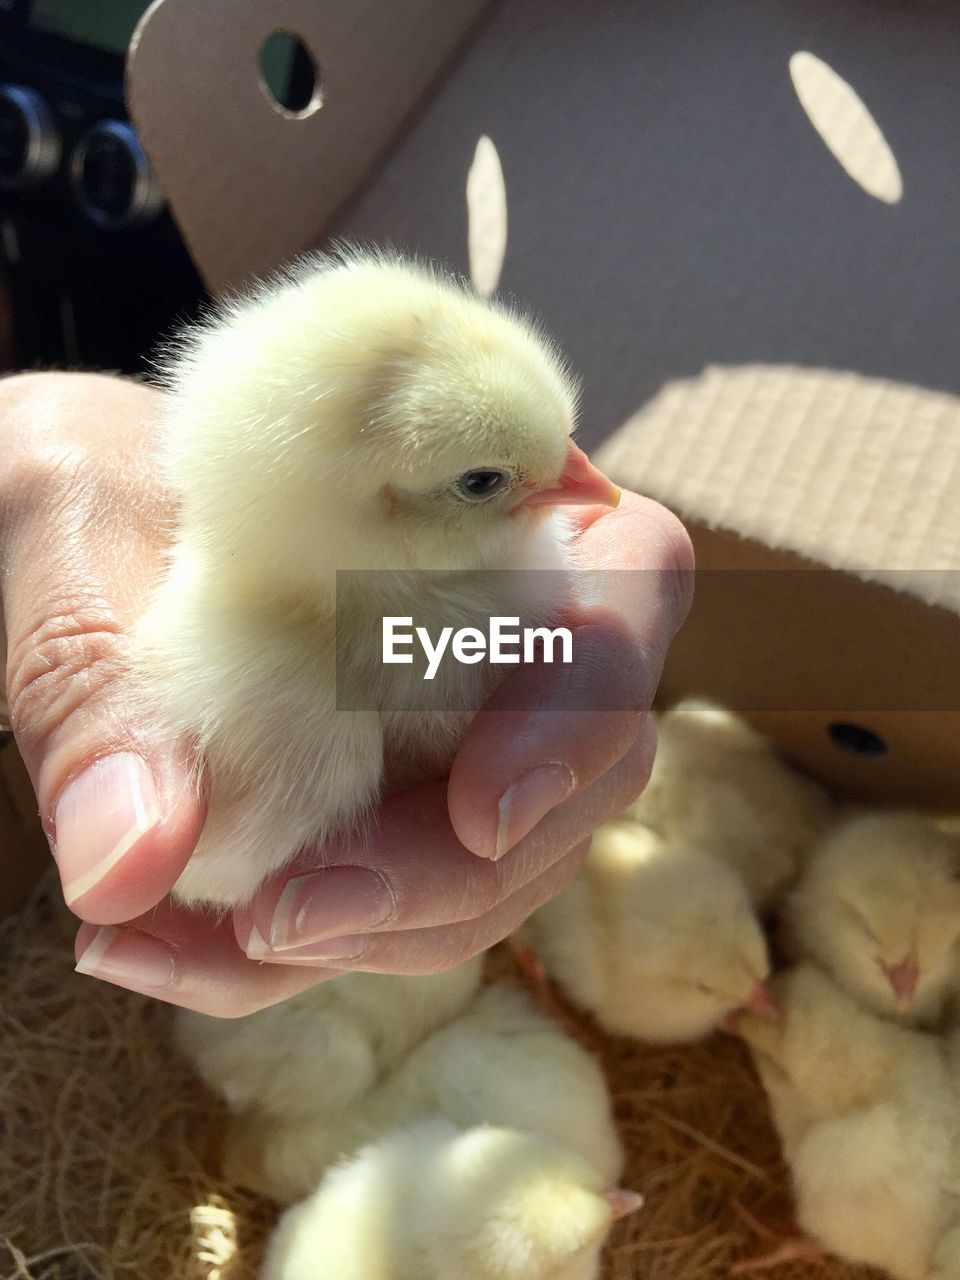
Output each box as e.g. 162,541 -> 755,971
526,846 -> 587,914
6,602 -> 126,753
448,860 -> 507,921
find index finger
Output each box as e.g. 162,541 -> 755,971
447,490 -> 693,859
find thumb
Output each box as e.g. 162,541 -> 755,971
0,373 -> 204,924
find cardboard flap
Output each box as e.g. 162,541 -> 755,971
126,0 -> 492,294
596,364 -> 960,617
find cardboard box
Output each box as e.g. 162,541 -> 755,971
124,0 -> 960,812
6,0 -> 959,913
10,0 -> 956,904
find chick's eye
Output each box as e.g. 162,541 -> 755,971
456,468 -> 511,501
842,900 -> 877,942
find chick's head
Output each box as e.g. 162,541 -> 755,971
595,831 -> 773,1043
163,252 -> 617,589
425,1127 -> 638,1280
786,813 -> 960,1025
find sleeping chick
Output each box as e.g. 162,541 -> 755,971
523,821 -> 774,1044
175,956 -> 483,1125
784,812 -> 960,1028
736,963 -> 958,1280
630,700 -> 834,907
135,249 -> 618,907
261,1119 -> 639,1280
221,979 -> 623,1203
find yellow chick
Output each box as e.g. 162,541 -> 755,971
261,1119 -> 638,1280
523,821 -> 774,1044
736,963 -> 958,1280
221,980 -> 623,1204
784,812 -> 960,1028
176,957 -> 483,1125
630,700 -> 834,907
134,249 -> 618,907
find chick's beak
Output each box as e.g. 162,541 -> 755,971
519,443 -> 621,510
883,954 -> 919,1013
603,1188 -> 644,1221
744,981 -> 778,1020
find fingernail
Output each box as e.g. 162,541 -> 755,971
75,926 -> 176,991
247,929 -> 369,965
494,762 -> 574,859
54,754 -> 160,907
268,866 -> 395,951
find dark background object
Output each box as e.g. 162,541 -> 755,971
0,0 -> 213,372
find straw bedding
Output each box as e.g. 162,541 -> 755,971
0,873 -> 879,1280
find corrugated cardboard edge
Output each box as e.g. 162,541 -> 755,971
596,364 -> 960,618
660,522 -> 960,808
126,0 -> 494,294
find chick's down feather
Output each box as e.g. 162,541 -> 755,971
220,980 -> 623,1204
630,700 -> 834,907
175,957 -> 483,1124
784,811 -> 960,1028
261,1119 -> 626,1280
135,250 -> 615,907
737,963 -> 960,1280
523,821 -> 772,1044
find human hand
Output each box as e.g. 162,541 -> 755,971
0,372 -> 692,1017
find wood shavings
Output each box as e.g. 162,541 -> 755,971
0,875 -> 882,1280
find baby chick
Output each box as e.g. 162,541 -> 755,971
135,249 -> 618,907
631,700 -> 834,907
736,963 -> 958,1280
175,956 -> 483,1126
221,980 -> 623,1203
261,1118 -> 638,1280
523,820 -> 774,1044
784,812 -> 960,1027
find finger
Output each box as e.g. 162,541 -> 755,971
238,726 -> 655,956
448,490 -> 693,858
74,904 -> 336,1018
0,374 -> 205,923
240,842 -> 590,975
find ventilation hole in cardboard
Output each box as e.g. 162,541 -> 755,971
789,51 -> 902,204
467,136 -> 508,298
828,722 -> 888,757
259,31 -> 321,117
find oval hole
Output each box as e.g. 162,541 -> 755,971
259,31 -> 321,117
466,135 -> 508,298
789,51 -> 902,204
828,721 -> 888,758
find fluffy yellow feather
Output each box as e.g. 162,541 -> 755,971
629,700 -> 834,907
180,977 -> 632,1280
737,963 -> 960,1280
524,820 -> 773,1043
784,812 -> 960,1027
211,979 -> 623,1204
175,957 -> 484,1128
133,249 -> 617,906
261,1119 -> 632,1280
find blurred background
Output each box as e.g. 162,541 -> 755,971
0,0 -> 316,374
